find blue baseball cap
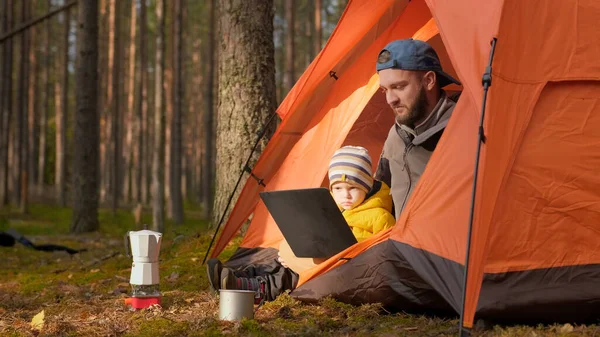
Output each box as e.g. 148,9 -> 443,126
376,39 -> 460,87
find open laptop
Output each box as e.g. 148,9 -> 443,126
259,188 -> 358,259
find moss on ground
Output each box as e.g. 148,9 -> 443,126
0,204 -> 598,336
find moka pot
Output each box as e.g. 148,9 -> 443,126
124,229 -> 162,309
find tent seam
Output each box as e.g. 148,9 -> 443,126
492,71 -> 600,85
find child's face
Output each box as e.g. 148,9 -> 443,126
331,182 -> 367,210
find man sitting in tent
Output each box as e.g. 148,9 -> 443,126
374,39 -> 461,217
207,146 -> 395,302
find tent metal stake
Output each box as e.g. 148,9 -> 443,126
459,37 -> 497,337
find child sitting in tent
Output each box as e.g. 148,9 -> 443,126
206,146 -> 396,302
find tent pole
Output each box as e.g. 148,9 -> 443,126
459,37 -> 497,337
202,112 -> 279,265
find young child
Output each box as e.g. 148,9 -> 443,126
328,145 -> 396,241
207,146 -> 395,302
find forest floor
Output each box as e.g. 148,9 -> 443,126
0,204 -> 598,337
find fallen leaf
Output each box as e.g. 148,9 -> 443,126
30,310 -> 45,331
67,273 -> 73,279
113,282 -> 130,295
149,304 -> 162,312
168,272 -> 179,282
184,298 -> 194,303
560,323 -> 574,333
59,284 -> 82,295
191,257 -> 199,262
90,269 -> 100,273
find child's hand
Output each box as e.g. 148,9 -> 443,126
277,252 -> 289,268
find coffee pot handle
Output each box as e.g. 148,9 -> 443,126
124,231 -> 131,257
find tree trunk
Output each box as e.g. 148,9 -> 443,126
9,121 -> 16,198
0,0 -> 13,206
152,0 -> 166,232
338,0 -> 347,17
123,0 -> 137,204
164,0 -> 174,216
189,37 -> 203,205
283,0 -> 295,94
145,2 -> 156,209
164,6 -> 173,216
56,8 -> 69,207
274,0 -> 284,103
99,0 -> 107,203
109,0 -> 121,213
71,0 -> 100,233
38,2 -> 52,193
202,0 -> 216,220
181,153 -> 187,200
103,0 -> 115,207
142,72 -> 151,206
305,0 -> 314,67
0,0 -> 4,158
136,0 -> 147,204
142,46 -> 151,206
17,0 -> 29,212
213,0 -> 277,224
169,0 -> 184,224
27,1 -> 37,199
164,74 -> 171,211
15,0 -> 26,206
314,0 -> 322,55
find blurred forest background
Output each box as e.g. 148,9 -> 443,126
0,0 -> 347,233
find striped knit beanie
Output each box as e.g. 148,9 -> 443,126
328,146 -> 374,194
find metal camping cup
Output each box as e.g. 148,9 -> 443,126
219,289 -> 255,321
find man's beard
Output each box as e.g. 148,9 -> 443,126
394,86 -> 428,128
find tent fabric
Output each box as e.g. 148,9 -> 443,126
210,0 -> 600,328
455,0 -> 600,325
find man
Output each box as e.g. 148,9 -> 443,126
374,38 -> 460,217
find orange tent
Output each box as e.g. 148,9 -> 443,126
208,0 -> 600,331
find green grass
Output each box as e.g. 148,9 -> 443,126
0,203 -> 598,336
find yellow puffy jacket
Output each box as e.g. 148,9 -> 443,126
342,180 -> 396,241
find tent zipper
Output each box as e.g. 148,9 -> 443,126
400,143 -> 414,211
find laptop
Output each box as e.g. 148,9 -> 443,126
259,188 -> 358,259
